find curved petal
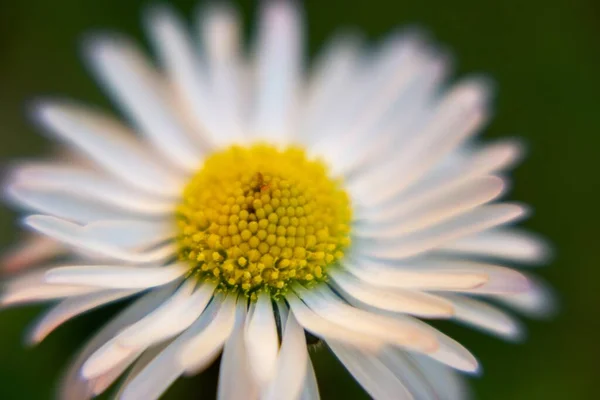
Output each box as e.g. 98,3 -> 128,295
329,341 -> 413,400
82,281 -> 215,379
1,234 -> 65,273
28,289 -> 139,344
244,291 -> 279,389
299,356 -> 321,400
263,310 -> 309,400
57,283 -> 178,399
0,269 -> 104,306
287,292 -> 382,351
297,286 -> 438,353
217,301 -> 259,400
329,270 -> 455,318
119,295 -> 232,400
408,354 -> 471,400
439,294 -> 524,341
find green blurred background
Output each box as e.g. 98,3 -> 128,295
0,0 -> 598,398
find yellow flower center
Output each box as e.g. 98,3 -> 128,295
176,144 -> 352,298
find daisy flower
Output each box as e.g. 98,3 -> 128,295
1,2 -> 552,399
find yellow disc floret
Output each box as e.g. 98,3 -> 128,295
176,144 -> 352,298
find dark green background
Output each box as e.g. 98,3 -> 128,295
0,0 -> 598,398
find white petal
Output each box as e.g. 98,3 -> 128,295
380,139 -> 524,205
180,294 -> 237,374
118,282 -> 215,348
491,276 -> 556,318
26,217 -> 173,251
33,102 -> 182,196
348,257 -> 530,295
244,292 -> 279,389
28,289 -> 138,344
286,292 -> 383,351
411,321 -> 479,373
81,280 -> 214,379
440,294 -> 523,340
119,296 -> 230,400
88,350 -> 143,396
405,258 -> 531,295
358,176 -> 505,236
263,310 -> 309,400
339,54 -> 448,179
299,357 -> 321,400
145,5 -> 219,146
218,301 -> 259,400
251,1 -> 303,142
57,283 -> 177,399
199,4 -> 245,145
324,40 -> 447,176
330,270 -> 454,318
8,186 -> 129,223
298,287 -> 438,353
343,260 -> 488,291
437,229 -> 551,264
0,270 -> 103,306
25,215 -> 177,263
353,78 -> 491,207
377,349 -> 440,400
85,35 -> 202,170
9,164 -> 176,216
359,204 -> 527,260
1,235 -> 65,273
45,263 -> 187,289
329,341 -> 413,400
408,354 -> 471,400
300,34 -> 363,145
113,342 -> 173,399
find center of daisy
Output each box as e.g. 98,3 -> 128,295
176,144 -> 352,298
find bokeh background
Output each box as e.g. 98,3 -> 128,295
0,0 -> 598,398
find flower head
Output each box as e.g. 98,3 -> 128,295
1,2 -> 552,399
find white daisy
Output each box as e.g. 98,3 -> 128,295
1,2 -> 552,400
